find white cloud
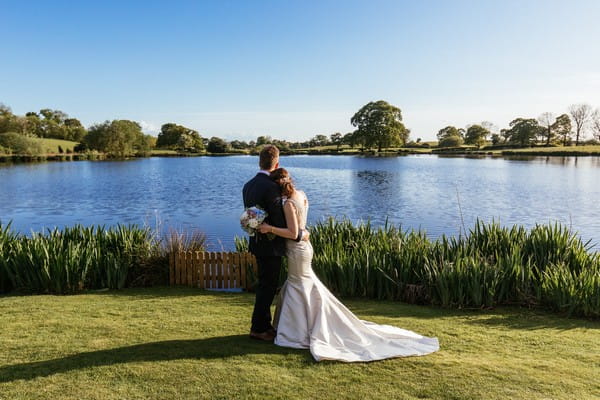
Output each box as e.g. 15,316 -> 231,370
138,120 -> 160,135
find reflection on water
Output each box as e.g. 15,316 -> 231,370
0,155 -> 599,250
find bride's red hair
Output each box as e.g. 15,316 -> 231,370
270,168 -> 295,198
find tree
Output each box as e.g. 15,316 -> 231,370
64,118 -> 86,142
439,135 -> 463,147
350,100 -> 409,151
568,104 -> 592,145
23,112 -> 42,137
464,124 -> 490,147
207,137 -> 229,153
506,118 -> 541,146
230,140 -> 249,149
272,139 -> 291,151
256,136 -> 272,146
437,126 -> 464,147
156,123 -> 203,150
537,112 -> 555,145
330,132 -> 343,150
591,109 -> 600,141
0,104 -> 14,133
85,120 -> 146,157
146,135 -> 157,149
342,132 -> 358,148
500,128 -> 511,143
311,134 -> 329,147
177,133 -> 195,150
552,114 -> 572,146
0,132 -> 43,155
480,121 -> 497,134
490,133 -> 502,145
39,108 -> 69,139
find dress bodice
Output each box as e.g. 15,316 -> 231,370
284,191 -> 308,230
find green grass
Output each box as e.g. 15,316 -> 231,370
1,287 -> 598,400
150,149 -> 180,155
503,145 -> 600,155
30,138 -> 79,154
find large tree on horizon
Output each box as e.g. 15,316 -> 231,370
464,124 -> 490,147
85,120 -> 148,157
157,123 -> 203,151
537,112 -> 555,145
552,114 -> 572,146
569,103 -> 592,146
437,125 -> 464,147
506,118 -> 541,146
591,109 -> 600,141
351,100 -> 409,151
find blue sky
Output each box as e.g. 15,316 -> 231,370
2,0 -> 600,141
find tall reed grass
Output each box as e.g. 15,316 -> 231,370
0,223 -> 208,294
238,218 -> 599,318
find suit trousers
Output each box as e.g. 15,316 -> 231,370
251,256 -> 282,333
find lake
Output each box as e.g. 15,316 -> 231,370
1,155 -> 599,250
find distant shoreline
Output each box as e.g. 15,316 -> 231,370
2,145 -> 600,164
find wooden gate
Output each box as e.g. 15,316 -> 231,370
169,251 -> 257,290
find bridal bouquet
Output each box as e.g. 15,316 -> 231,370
240,206 -> 268,237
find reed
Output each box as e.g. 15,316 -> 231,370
0,222 -> 18,293
306,218 -> 599,317
0,223 -> 158,294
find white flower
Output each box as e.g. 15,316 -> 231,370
248,219 -> 259,229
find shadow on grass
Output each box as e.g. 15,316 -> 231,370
344,299 -> 470,320
0,335 -> 312,383
87,286 -> 247,298
0,287 -> 255,300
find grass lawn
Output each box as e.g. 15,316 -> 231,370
31,138 -> 79,154
1,287 -> 598,400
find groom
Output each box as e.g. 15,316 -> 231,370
242,145 -> 306,341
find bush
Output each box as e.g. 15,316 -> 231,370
74,142 -> 87,152
207,137 -> 229,153
438,135 -> 464,148
0,132 -> 44,155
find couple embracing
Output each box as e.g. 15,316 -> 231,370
242,145 -> 439,362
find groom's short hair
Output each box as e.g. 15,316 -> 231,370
259,145 -> 279,170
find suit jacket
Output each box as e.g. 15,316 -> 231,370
242,173 -> 287,257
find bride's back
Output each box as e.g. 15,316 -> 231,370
285,190 -> 308,230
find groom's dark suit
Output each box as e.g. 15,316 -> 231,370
243,172 -> 286,333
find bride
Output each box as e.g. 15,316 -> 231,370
258,168 -> 439,362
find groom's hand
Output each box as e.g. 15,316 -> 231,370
301,229 -> 310,242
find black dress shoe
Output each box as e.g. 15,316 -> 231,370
266,328 -> 277,336
249,330 -> 275,341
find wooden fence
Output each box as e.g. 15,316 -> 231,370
169,251 -> 258,290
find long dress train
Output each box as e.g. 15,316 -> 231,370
273,196 -> 439,362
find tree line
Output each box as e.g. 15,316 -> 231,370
436,104 -> 600,149
2,100 -> 600,157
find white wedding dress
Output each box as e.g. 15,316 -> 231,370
273,193 -> 439,362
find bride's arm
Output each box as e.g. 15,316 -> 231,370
258,201 -> 298,239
